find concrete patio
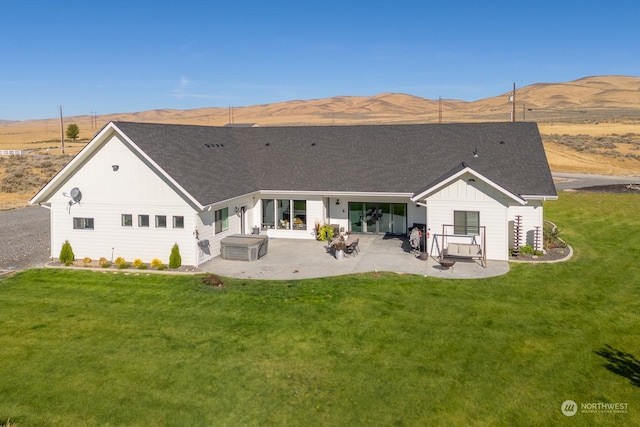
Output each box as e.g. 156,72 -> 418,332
199,234 -> 509,280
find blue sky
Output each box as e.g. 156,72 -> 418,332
1,0 -> 638,121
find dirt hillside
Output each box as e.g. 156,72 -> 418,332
1,75 -> 639,209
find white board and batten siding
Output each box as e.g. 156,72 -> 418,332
508,201 -> 544,248
49,135 -> 198,265
425,177 -> 513,261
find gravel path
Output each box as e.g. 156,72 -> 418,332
0,206 -> 51,272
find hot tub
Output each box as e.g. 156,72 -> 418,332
220,234 -> 269,261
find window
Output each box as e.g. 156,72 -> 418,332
121,214 -> 132,227
173,216 -> 184,229
454,211 -> 480,235
155,215 -> 167,228
261,199 -> 307,230
292,200 -> 307,230
73,217 -> 94,230
138,214 -> 150,227
262,199 -> 275,229
215,207 -> 229,233
277,200 -> 290,229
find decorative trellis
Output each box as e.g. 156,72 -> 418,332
533,226 -> 541,252
512,215 -> 523,257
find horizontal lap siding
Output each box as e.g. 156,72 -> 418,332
49,135 -> 197,265
52,201 -> 195,265
257,195 -> 324,240
196,195 -> 255,262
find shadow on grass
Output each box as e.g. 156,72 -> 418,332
595,344 -> 640,387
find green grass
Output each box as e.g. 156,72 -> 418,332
1,192 -> 639,426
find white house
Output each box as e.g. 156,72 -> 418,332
30,121 -> 557,266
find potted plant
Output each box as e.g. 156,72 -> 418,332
333,239 -> 347,259
317,224 -> 334,242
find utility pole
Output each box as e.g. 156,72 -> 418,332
59,105 -> 65,154
510,82 -> 516,122
438,96 -> 442,124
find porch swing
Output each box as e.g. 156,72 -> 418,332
430,224 -> 487,268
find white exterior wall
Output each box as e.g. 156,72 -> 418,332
508,200 -> 545,250
256,195 -> 324,240
424,177 -> 512,261
195,194 -> 256,264
327,196 -> 417,235
49,135 -> 198,265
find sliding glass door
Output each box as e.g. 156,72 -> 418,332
348,202 -> 406,235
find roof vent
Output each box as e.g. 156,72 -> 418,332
311,142 -> 316,146
500,140 -> 506,145
265,143 -> 270,146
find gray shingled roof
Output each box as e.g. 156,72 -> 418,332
113,121 -> 557,206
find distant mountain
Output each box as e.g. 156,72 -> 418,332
113,75 -> 640,125
1,75 -> 638,145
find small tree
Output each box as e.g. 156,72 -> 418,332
66,123 -> 79,142
59,240 -> 75,265
169,243 -> 182,268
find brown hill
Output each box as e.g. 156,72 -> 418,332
2,75 -> 639,147
1,74 -> 639,212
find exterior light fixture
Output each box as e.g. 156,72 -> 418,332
112,165 -> 119,171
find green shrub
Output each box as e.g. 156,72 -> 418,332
101,262 -> 111,268
137,264 -> 148,270
169,244 -> 182,269
520,244 -> 534,255
317,224 -> 335,242
59,240 -> 74,266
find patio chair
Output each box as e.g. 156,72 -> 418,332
345,238 -> 359,256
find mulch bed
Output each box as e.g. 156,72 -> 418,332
511,183 -> 640,262
509,246 -> 570,262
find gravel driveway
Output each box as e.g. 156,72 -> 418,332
0,206 -> 51,272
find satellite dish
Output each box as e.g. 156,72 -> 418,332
70,187 -> 82,203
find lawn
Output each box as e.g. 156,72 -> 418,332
1,192 -> 639,426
